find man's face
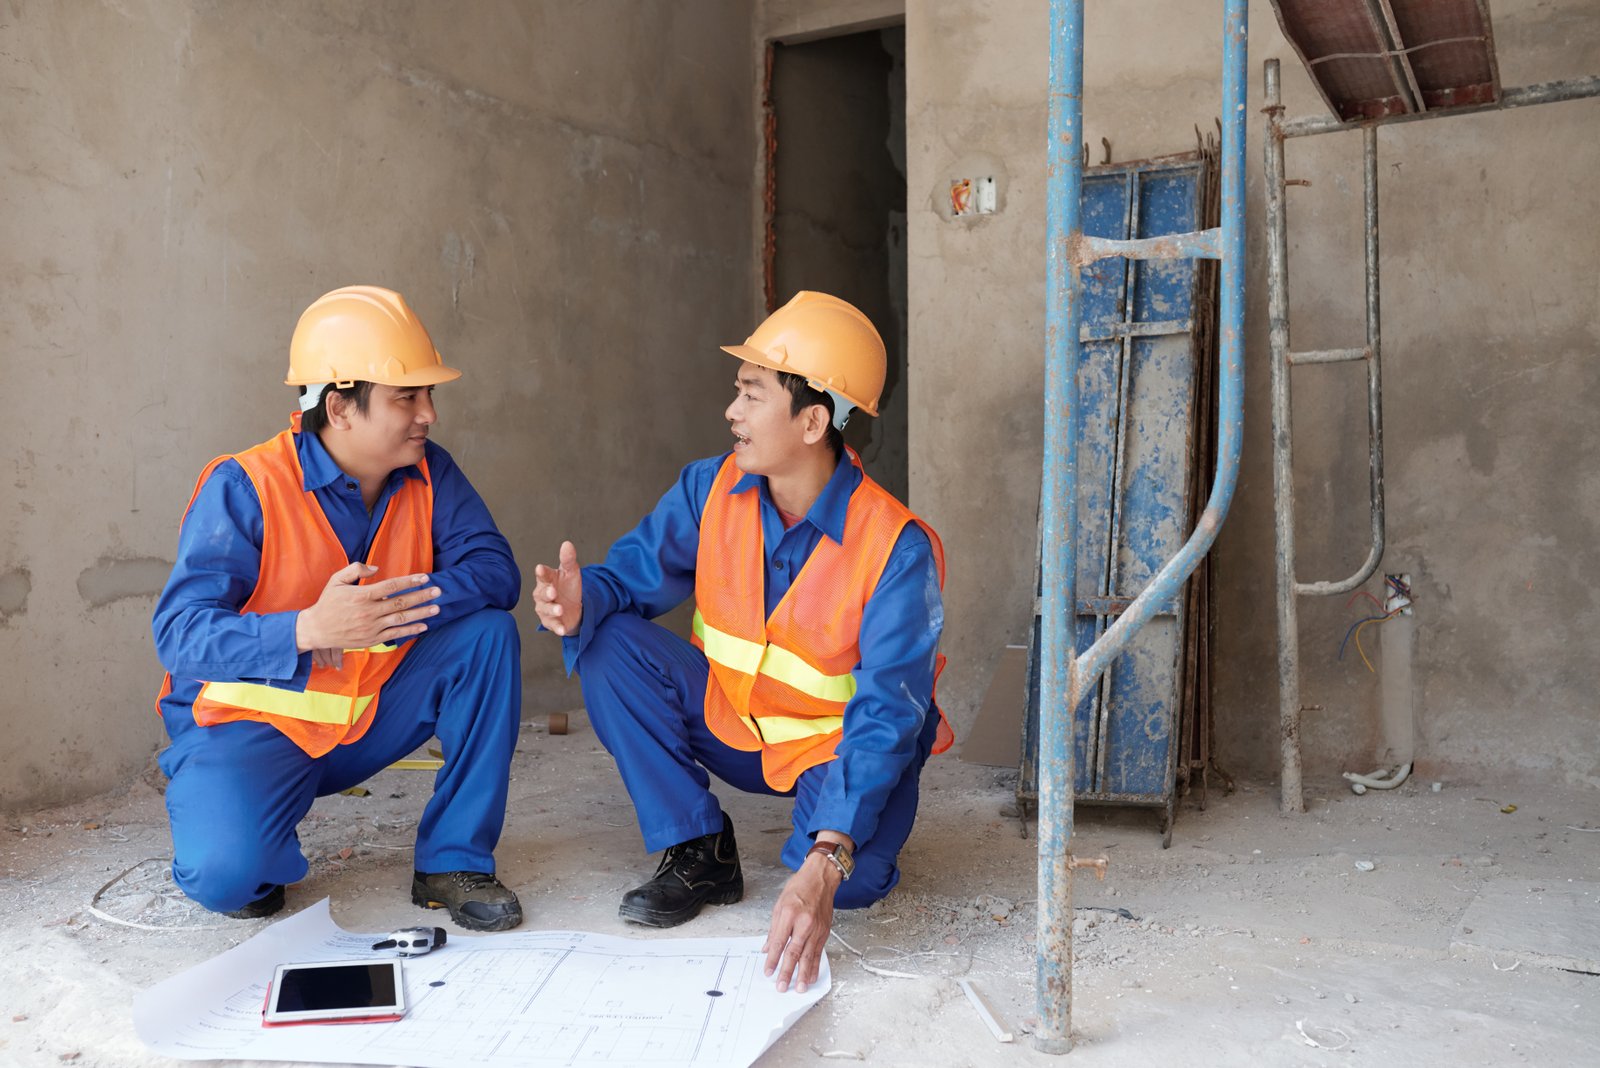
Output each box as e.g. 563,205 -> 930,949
724,362 -> 808,476
340,384 -> 437,474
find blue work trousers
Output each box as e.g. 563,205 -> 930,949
578,613 -> 937,909
158,608 -> 521,912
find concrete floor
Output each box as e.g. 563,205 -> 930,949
3,711 -> 1598,1066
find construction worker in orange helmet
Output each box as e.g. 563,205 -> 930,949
152,286 -> 525,931
533,291 -> 952,994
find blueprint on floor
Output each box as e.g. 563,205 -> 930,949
133,898 -> 829,1067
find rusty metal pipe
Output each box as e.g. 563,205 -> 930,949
1038,0 -> 1084,1052
1041,0 -> 1248,1048
1288,347 -> 1369,365
1282,74 -> 1600,138
1264,58 -> 1304,814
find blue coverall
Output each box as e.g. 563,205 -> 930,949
152,429 -> 521,912
564,451 -> 945,908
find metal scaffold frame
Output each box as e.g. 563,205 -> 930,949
1038,0 -> 1247,1052
1264,58 -> 1600,815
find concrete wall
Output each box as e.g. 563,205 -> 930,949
7,0 -> 1597,810
906,0 -> 1600,789
0,0 -> 753,810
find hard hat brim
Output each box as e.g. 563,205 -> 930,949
719,345 -> 879,417
720,344 -> 787,374
284,363 -> 463,388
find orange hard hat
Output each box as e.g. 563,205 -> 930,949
720,291 -> 885,427
286,286 -> 461,388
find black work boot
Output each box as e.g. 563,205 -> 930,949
411,870 -> 523,932
619,812 -> 743,928
222,884 -> 284,920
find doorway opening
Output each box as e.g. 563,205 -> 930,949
765,25 -> 908,501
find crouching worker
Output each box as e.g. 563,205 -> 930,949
533,292 -> 951,991
152,286 -> 524,930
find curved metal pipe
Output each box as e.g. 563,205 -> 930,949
1295,124 -> 1386,597
1038,0 -> 1248,1053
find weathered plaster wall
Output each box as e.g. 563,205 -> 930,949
906,1 -> 1600,788
0,0 -> 753,809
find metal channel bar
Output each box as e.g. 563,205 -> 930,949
1367,0 -> 1423,114
1084,318 -> 1194,341
1282,75 -> 1600,138
1296,125 -> 1385,598
1097,171 -> 1144,791
1078,229 -> 1223,263
1038,0 -> 1247,1050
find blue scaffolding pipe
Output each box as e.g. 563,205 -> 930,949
1038,0 -> 1248,1053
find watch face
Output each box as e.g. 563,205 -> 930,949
835,846 -> 855,878
812,842 -> 854,880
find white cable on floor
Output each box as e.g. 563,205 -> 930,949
1343,762 -> 1412,794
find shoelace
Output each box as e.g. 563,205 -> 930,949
656,837 -> 719,878
448,871 -> 498,891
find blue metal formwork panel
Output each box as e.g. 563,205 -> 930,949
1021,153 -> 1209,818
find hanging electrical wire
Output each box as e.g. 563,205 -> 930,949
1337,578 -> 1415,674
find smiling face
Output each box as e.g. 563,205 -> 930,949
327,383 -> 437,480
724,362 -> 821,477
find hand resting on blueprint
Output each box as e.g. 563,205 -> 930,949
763,832 -> 850,992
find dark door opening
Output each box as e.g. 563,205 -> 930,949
767,26 -> 908,502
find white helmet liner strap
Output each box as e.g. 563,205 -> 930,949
299,383 -> 330,413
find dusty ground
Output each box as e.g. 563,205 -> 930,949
3,712 -> 1598,1067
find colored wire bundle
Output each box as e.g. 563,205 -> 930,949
1337,578 -> 1413,674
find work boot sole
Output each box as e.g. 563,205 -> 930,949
411,882 -> 523,933
617,879 -> 745,929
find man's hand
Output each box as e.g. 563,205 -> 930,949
533,541 -> 583,636
762,842 -> 847,993
295,563 -> 441,655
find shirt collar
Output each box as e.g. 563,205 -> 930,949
294,427 -> 426,492
728,449 -> 858,545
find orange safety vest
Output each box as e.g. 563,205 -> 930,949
692,450 -> 953,790
154,416 -> 434,758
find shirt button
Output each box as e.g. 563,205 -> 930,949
773,561 -> 785,572
345,482 -> 357,491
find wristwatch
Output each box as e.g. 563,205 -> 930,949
806,840 -> 854,882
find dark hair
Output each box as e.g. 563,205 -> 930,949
298,381 -> 374,435
775,371 -> 844,459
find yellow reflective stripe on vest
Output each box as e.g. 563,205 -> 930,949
754,714 -> 845,743
202,682 -> 375,726
693,610 -> 858,704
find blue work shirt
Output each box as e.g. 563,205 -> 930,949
564,450 -> 945,849
153,427 -> 520,721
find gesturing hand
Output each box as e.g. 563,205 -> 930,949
533,541 -> 583,636
295,562 -> 441,657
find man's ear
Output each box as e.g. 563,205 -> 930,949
800,403 -> 831,447
323,389 -> 355,430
